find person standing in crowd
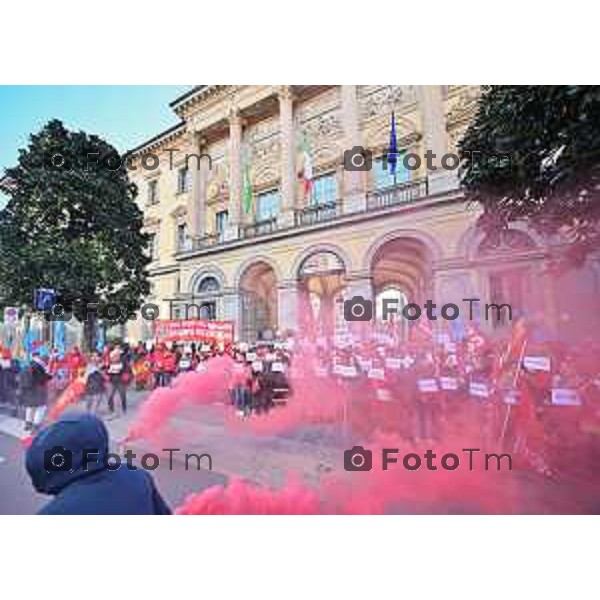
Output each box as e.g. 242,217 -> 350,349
177,349 -> 195,374
21,352 -> 52,431
84,354 -> 106,413
151,344 -> 166,388
26,413 -> 171,514
162,346 -> 177,386
229,356 -> 253,416
0,347 -> 13,406
66,346 -> 86,382
106,344 -> 129,416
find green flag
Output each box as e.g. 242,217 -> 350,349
243,163 -> 253,214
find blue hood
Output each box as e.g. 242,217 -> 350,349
26,413 -> 109,495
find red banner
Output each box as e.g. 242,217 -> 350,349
153,319 -> 234,343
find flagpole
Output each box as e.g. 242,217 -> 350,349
498,339 -> 528,447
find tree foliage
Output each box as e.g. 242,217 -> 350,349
0,120 -> 150,344
459,85 -> 600,262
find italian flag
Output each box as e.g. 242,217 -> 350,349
299,136 -> 313,199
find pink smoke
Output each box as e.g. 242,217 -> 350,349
125,354 -> 233,442
175,432 -> 521,515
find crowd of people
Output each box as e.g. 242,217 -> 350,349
2,323 -> 600,478
0,338 -> 293,430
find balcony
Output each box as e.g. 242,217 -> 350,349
175,178 -> 433,257
366,178 -> 429,211
294,200 -> 340,227
185,233 -> 221,252
240,217 -> 278,239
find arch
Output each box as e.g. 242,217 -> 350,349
197,276 -> 221,294
237,259 -> 279,341
458,223 -> 543,261
189,264 -> 227,294
290,243 -> 352,280
362,228 -> 443,271
367,234 -> 436,304
233,254 -> 284,291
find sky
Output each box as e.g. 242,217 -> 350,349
0,85 -> 191,205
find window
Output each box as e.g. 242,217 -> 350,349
489,270 -> 523,328
215,210 -> 228,242
199,302 -> 217,320
310,173 -> 337,206
148,180 -> 159,205
198,276 -> 220,294
176,222 -> 188,250
177,167 -> 191,194
147,233 -> 159,260
374,153 -> 410,190
256,189 -> 280,221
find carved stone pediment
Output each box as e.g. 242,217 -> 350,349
359,86 -> 417,121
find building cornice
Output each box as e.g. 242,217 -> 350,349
126,122 -> 187,160
170,85 -> 231,116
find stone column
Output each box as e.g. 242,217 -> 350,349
418,85 -> 458,194
277,279 -> 299,335
222,291 -> 241,340
189,131 -> 208,240
341,85 -> 367,214
278,86 -> 296,229
344,270 -> 374,340
226,108 -> 243,240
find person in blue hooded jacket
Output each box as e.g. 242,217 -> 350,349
25,413 -> 171,515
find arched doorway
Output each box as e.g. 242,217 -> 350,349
370,237 -> 433,341
297,250 -> 347,341
239,261 -> 278,341
195,275 -> 221,320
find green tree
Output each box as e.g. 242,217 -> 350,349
459,85 -> 600,263
0,119 -> 150,349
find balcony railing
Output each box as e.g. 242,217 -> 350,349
175,179 -> 432,255
294,200 -> 340,227
366,178 -> 428,211
240,217 -> 278,239
184,233 -> 220,252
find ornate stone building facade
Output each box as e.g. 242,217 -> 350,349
126,85 -> 600,343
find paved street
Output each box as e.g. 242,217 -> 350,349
2,387 -> 600,514
0,391 -> 230,514
0,426 -> 228,514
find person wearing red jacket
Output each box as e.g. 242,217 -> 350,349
162,349 -> 177,386
66,347 -> 86,382
150,345 -> 166,388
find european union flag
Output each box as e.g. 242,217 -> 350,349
387,111 -> 398,179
